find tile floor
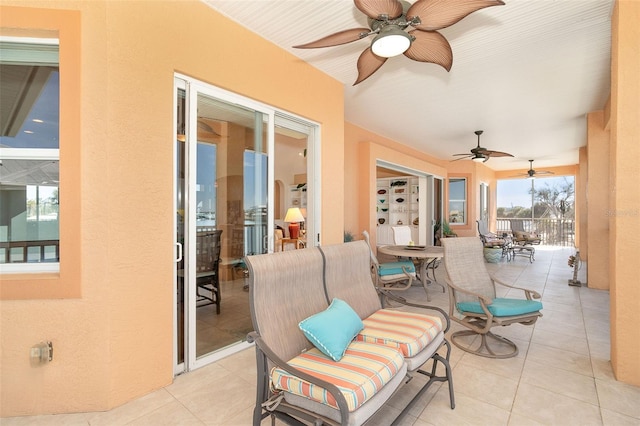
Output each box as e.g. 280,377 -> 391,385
3,246 -> 640,425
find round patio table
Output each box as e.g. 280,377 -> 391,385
377,245 -> 445,301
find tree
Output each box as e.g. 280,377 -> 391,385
532,177 -> 575,219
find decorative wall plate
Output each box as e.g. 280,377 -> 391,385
377,189 -> 387,194
395,198 -> 405,203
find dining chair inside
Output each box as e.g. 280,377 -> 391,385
196,229 -> 222,314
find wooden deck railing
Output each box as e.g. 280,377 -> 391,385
0,240 -> 60,264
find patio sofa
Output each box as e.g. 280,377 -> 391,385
245,240 -> 454,425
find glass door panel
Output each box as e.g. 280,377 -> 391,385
189,91 -> 270,365
174,74 -> 319,374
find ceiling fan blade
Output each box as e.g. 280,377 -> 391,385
354,48 -> 387,85
484,150 -> 514,158
293,28 -> 371,49
407,0 -> 505,31
354,0 -> 403,20
403,30 -> 452,71
453,153 -> 472,156
535,171 -> 554,175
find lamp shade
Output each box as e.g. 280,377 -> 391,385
371,26 -> 412,58
285,207 -> 305,239
284,207 -> 305,223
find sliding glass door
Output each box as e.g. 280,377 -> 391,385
174,75 -> 319,374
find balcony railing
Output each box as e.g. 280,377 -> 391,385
496,218 -> 575,246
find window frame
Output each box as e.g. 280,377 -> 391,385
448,177 -> 468,226
1,6 -> 81,300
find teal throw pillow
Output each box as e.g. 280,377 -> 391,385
298,298 -> 364,361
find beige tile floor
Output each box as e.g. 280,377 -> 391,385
4,246 -> 640,425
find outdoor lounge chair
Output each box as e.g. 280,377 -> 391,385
477,219 -> 507,247
441,237 -> 543,358
509,219 -> 541,245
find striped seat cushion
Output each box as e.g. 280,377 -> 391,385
270,342 -> 404,412
356,309 -> 443,358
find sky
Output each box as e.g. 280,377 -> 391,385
497,176 -> 574,209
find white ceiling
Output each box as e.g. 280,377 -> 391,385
203,0 -> 614,171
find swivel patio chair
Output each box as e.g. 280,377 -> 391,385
441,237 -> 543,358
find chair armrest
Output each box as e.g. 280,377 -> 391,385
491,275 -> 542,300
373,264 -> 414,291
246,331 -> 350,424
444,277 -> 495,316
378,290 -> 451,333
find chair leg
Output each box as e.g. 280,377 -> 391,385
451,329 -> 519,359
214,276 -> 221,315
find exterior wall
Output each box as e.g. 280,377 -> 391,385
586,110 -> 610,290
344,123 -> 449,248
578,146 -> 588,258
609,0 -> 640,387
0,0 -> 344,417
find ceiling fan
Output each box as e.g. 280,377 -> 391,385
452,130 -> 514,162
514,160 -> 554,179
293,0 -> 505,85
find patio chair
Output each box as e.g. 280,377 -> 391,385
362,230 -> 415,302
509,219 -> 541,245
441,237 -> 543,358
477,219 -> 507,247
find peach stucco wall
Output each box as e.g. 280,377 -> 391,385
609,0 -> 640,387
586,111 -> 610,290
0,0 -> 344,416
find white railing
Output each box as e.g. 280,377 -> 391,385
496,218 -> 575,246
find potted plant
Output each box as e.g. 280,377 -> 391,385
434,220 -> 456,245
344,230 -> 355,242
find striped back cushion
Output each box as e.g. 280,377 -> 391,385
271,342 -> 404,412
356,309 -> 443,357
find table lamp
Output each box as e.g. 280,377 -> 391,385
284,207 -> 305,239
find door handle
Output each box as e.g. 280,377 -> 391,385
175,242 -> 183,263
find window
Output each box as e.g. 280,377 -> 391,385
0,38 -> 60,272
449,178 -> 466,224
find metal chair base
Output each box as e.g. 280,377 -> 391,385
450,330 -> 519,359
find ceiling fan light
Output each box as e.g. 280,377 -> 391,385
371,26 -> 412,58
472,154 -> 486,162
